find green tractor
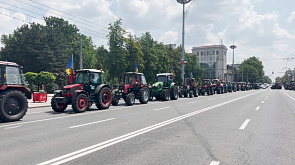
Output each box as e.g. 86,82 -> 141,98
51,69 -> 112,113
150,73 -> 178,101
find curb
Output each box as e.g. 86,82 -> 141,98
28,105 -> 51,109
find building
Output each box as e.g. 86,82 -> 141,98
225,64 -> 240,82
192,45 -> 228,80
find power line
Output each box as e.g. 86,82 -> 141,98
13,0 -> 109,34
28,0 -> 108,29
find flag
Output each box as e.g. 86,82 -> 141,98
135,63 -> 138,73
66,55 -> 73,75
190,72 -> 193,78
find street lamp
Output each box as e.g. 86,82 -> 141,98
230,44 -> 237,82
177,0 -> 191,85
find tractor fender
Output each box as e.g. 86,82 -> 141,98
94,84 -> 111,95
74,90 -> 89,98
170,82 -> 177,89
53,90 -> 63,95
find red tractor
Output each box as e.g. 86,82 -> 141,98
0,61 -> 31,122
200,79 -> 214,95
51,69 -> 112,113
112,72 -> 150,106
212,79 -> 224,94
178,77 -> 199,98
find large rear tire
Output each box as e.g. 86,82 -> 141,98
189,91 -> 194,98
139,87 -> 149,104
193,88 -> 198,97
125,93 -> 135,106
161,89 -> 169,101
96,87 -> 112,109
51,93 -> 67,113
171,86 -> 178,100
0,90 -> 28,122
72,93 -> 88,113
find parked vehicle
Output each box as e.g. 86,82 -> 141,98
51,69 -> 112,113
112,72 -> 149,106
200,79 -> 214,95
212,79 -> 224,94
150,73 -> 178,101
179,77 -> 199,98
0,61 -> 31,122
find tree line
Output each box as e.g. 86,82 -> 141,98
0,17 -> 204,91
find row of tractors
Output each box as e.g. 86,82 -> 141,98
0,61 -> 254,123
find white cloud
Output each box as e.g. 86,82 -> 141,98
158,31 -> 178,44
287,11 -> 295,23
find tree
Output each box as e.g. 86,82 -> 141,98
35,71 -> 56,91
106,19 -> 127,85
185,53 -> 204,83
24,72 -> 38,91
238,57 -> 263,83
124,34 -> 144,73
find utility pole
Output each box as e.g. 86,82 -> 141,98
79,36 -> 83,69
177,0 -> 191,85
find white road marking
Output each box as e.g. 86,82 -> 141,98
188,101 -> 198,104
261,101 -> 264,103
239,119 -> 250,129
69,118 -> 115,129
265,98 -> 267,100
0,101 -> 165,128
38,91 -> 261,165
282,91 -> 295,101
153,107 -> 170,111
255,106 -> 260,110
210,161 -> 220,165
4,125 -> 22,129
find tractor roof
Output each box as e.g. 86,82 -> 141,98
125,72 -> 144,75
202,79 -> 210,81
76,69 -> 103,73
0,61 -> 19,66
157,73 -> 173,76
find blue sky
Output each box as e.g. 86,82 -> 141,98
0,0 -> 294,81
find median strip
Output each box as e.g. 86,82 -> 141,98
38,91 -> 261,165
69,118 -> 115,129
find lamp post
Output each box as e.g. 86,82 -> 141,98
230,44 -> 237,82
177,0 -> 191,85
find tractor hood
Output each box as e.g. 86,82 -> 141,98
152,82 -> 163,91
64,84 -> 83,89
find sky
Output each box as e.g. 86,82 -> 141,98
0,0 -> 295,82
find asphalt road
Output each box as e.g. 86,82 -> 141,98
0,88 -> 294,165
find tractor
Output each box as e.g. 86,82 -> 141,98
112,72 -> 150,106
150,73 -> 178,101
178,77 -> 199,98
200,79 -> 214,95
0,61 -> 31,122
51,69 -> 112,113
212,79 -> 224,94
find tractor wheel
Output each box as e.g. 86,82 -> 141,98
184,91 -> 188,97
96,87 -> 112,109
112,98 -> 119,106
139,87 -> 149,104
193,88 -> 198,97
171,86 -> 178,100
125,93 -> 135,106
189,91 -> 194,98
149,91 -> 153,101
161,90 -> 169,101
0,90 -> 28,122
217,88 -> 221,94
155,94 -> 161,100
179,90 -> 183,98
72,93 -> 88,113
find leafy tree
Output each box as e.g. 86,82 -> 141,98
96,45 -> 109,70
24,72 -> 38,90
140,32 -> 158,84
238,57 -> 263,83
263,76 -> 272,84
35,71 -> 56,91
106,19 -> 127,85
124,34 -> 144,73
185,53 -> 204,83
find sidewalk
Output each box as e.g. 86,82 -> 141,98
28,94 -> 53,109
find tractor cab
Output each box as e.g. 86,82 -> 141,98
156,73 -> 173,87
184,77 -> 197,87
122,72 -> 147,86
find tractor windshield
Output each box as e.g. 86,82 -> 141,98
157,76 -> 168,83
212,80 -> 219,84
75,72 -> 90,84
124,74 -> 140,85
5,66 -> 23,85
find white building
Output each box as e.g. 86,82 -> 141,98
192,45 -> 228,80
